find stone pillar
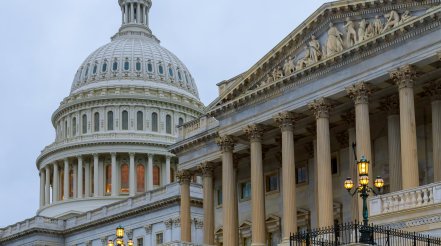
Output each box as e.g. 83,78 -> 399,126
130,3 -> 134,23
73,163 -> 77,198
111,153 -> 118,196
308,98 -> 334,228
77,156 -> 83,199
147,154 -> 154,190
390,65 -> 419,189
244,124 -> 266,246
346,82 -> 373,181
85,161 -> 90,198
166,156 -> 171,185
274,112 -> 298,241
53,163 -> 59,202
45,166 -> 50,205
93,154 -> 99,197
424,80 -> 441,182
124,4 -> 129,24
40,170 -> 45,207
216,135 -> 238,246
199,162 -> 215,245
141,5 -> 145,24
64,159 -> 69,200
136,3 -> 141,23
379,95 -> 402,192
177,170 -> 192,242
129,153 -> 136,196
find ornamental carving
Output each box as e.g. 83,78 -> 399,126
164,218 -> 173,229
390,65 -> 417,89
424,79 -> 441,101
273,111 -> 298,131
379,94 -> 400,115
216,135 -> 236,152
144,224 -> 152,234
244,124 -> 265,141
176,170 -> 192,184
346,82 -> 372,105
198,162 -> 215,177
173,217 -> 181,228
308,98 -> 332,119
125,228 -> 133,239
194,218 -> 204,229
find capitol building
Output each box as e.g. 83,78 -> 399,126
2,0 -> 441,245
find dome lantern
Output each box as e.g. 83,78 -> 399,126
117,0 -> 153,36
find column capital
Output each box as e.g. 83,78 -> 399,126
110,152 -> 117,157
308,98 -> 332,119
244,124 -> 265,142
424,79 -> 441,101
76,155 -> 83,160
341,110 -> 356,127
216,135 -> 235,153
346,82 -> 372,105
274,111 -> 299,131
166,155 -> 172,161
63,158 -> 69,162
148,153 -> 154,159
177,170 -> 192,184
92,153 -> 99,158
379,94 -> 400,115
129,152 -> 135,158
390,64 -> 417,89
198,162 -> 215,177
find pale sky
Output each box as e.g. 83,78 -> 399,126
0,0 -> 330,227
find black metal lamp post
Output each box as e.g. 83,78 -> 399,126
107,226 -> 134,246
344,156 -> 384,244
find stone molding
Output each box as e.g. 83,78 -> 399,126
216,135 -> 236,153
243,124 -> 265,142
173,217 -> 181,228
345,82 -> 372,105
144,224 -> 152,234
176,170 -> 192,185
164,219 -> 173,229
308,98 -> 333,119
379,94 -> 400,115
390,64 -> 417,89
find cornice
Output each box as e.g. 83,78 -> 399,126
208,7 -> 441,118
169,128 -> 219,155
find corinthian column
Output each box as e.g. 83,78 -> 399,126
129,153 -> 136,196
274,112 -> 297,242
111,153 -> 118,196
199,162 -> 215,245
244,124 -> 266,246
40,170 -> 45,207
424,80 -> 441,182
93,154 -> 99,197
53,163 -> 59,202
77,156 -> 83,199
177,170 -> 192,242
308,98 -> 334,228
379,95 -> 402,191
64,159 -> 69,200
390,65 -> 419,189
216,135 -> 238,246
45,166 -> 51,205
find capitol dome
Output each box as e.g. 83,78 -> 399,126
36,0 -> 204,219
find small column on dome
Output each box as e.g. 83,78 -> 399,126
130,3 -> 135,23
136,3 -> 141,24
124,4 -> 129,24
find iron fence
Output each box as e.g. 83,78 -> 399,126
290,222 -> 441,245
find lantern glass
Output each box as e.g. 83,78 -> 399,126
116,239 -> 123,245
128,239 -> 134,246
374,176 -> 385,189
107,240 -> 114,246
116,226 -> 124,238
358,156 -> 369,176
344,177 -> 354,191
359,175 -> 369,186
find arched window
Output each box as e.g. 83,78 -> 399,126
137,111 -> 143,131
105,165 -> 112,194
168,67 -> 174,77
94,112 -> 100,132
153,165 -> 160,186
151,112 -> 158,132
124,59 -> 130,71
112,60 -> 118,71
120,164 -> 129,193
84,64 -> 90,78
166,115 -> 172,134
102,61 -> 108,72
178,70 -> 183,81
136,59 -> 142,72
147,61 -> 153,73
64,120 -> 68,138
137,164 -> 145,192
158,64 -> 164,75
179,117 -> 184,126
82,114 -> 87,134
122,110 -> 129,130
92,63 -> 98,75
72,117 -> 77,136
107,111 -> 114,131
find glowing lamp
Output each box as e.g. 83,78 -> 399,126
344,177 -> 354,191
107,240 -> 114,246
116,225 -> 125,239
360,175 -> 369,186
128,239 -> 134,246
358,156 -> 369,176
374,176 -> 385,189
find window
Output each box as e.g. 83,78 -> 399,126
112,60 -> 118,71
136,60 -> 142,71
168,67 -> 174,77
296,164 -> 308,185
158,64 -> 164,75
124,59 -> 130,71
217,188 -> 223,206
137,164 -> 145,192
137,111 -> 143,131
153,165 -> 160,186
178,117 -> 184,126
151,112 -> 158,132
240,181 -> 251,200
122,110 -> 129,130
94,112 -> 100,132
102,61 -> 108,72
331,154 -> 339,175
85,65 -> 89,78
137,238 -> 144,246
106,165 -> 112,194
147,62 -> 153,73
64,120 -> 68,138
107,111 -> 114,131
155,233 -> 163,245
120,164 -> 129,193
166,115 -> 172,134
82,114 -> 87,134
178,70 -> 182,81
265,172 -> 279,193
93,64 -> 98,75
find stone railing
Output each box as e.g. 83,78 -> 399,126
369,182 -> 441,216
0,216 -> 65,239
163,241 -> 201,246
177,116 -> 219,141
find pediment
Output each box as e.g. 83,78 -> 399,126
207,0 -> 441,116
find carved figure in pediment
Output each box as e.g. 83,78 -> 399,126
383,10 -> 400,33
344,18 -> 357,47
400,10 -> 415,24
275,66 -> 284,79
358,19 -> 367,43
283,56 -> 295,76
373,15 -> 383,35
309,35 -> 322,63
326,23 -> 344,56
364,21 -> 375,39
